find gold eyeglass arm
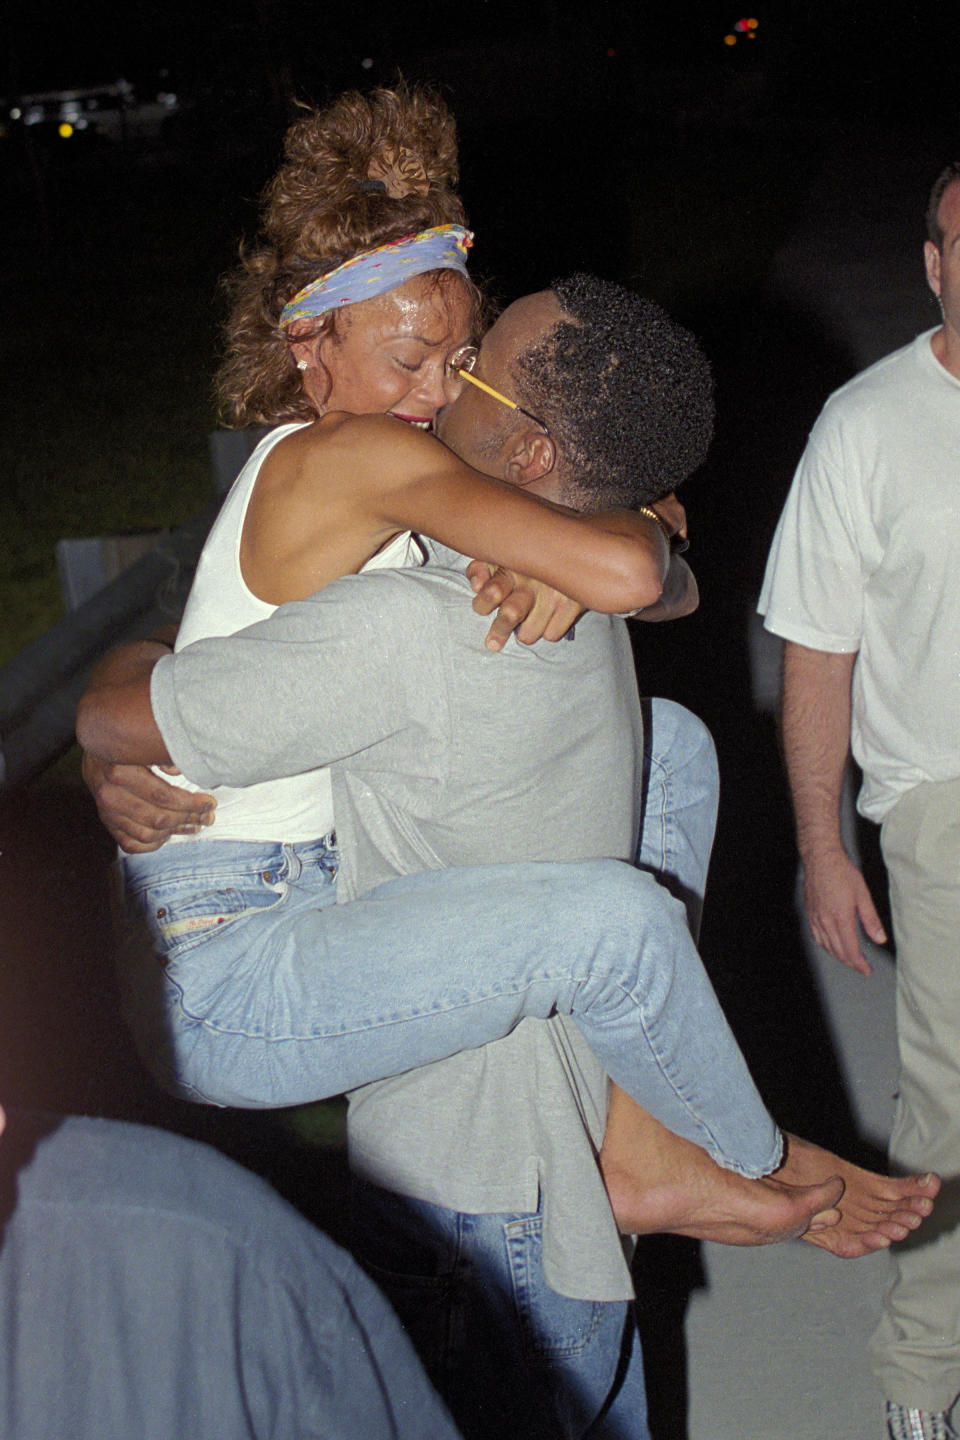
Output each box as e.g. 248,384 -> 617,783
454,367 -> 521,413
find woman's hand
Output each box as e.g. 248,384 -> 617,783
650,492 -> 687,545
466,562 -> 584,650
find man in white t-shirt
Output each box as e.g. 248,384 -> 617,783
759,162 -> 960,1440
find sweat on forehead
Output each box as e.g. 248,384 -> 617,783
330,270 -> 472,340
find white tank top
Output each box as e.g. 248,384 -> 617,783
162,422 -> 423,843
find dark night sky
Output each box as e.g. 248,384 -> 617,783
5,1 -> 960,127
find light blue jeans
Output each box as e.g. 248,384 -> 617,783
347,700 -> 721,1440
119,699 -> 778,1176
636,695 -> 718,943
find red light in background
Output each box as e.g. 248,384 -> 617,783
725,15 -> 759,44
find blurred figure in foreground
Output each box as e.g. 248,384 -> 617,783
0,1105 -> 462,1439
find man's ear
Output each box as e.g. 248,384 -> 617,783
925,239 -> 943,299
502,430 -> 557,491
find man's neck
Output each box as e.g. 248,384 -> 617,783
929,324 -> 960,382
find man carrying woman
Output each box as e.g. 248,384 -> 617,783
79,85 -> 937,1439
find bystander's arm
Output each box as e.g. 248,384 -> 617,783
781,641 -> 887,975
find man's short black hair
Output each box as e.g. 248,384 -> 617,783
512,273 -> 714,510
926,162 -> 960,248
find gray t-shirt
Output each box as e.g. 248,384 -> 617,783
152,543 -> 642,1300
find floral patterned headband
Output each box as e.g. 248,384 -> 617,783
279,224 -> 473,329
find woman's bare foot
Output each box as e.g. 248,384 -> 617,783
776,1134 -> 940,1258
600,1114 -> 844,1246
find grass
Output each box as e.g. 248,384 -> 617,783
0,139 -> 265,665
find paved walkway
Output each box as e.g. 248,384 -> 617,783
682,929 -> 898,1440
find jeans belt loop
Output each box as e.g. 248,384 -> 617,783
282,842 -> 303,883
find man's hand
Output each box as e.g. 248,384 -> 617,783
801,846 -> 888,977
780,643 -> 883,974
82,752 -> 216,854
466,562 -> 584,650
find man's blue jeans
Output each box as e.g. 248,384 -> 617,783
348,699 -> 721,1440
120,699 -> 775,1176
349,1179 -> 648,1440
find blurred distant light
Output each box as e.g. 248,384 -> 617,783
723,33 -> 737,45
606,46 -> 617,58
361,56 -> 374,69
58,122 -> 74,139
748,16 -> 759,27
10,107 -> 21,120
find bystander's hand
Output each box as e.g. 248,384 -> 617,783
81,752 -> 216,853
802,845 -> 888,976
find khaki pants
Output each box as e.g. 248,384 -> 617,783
869,777 -> 960,1411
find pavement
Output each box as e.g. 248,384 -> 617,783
678,894 -> 899,1440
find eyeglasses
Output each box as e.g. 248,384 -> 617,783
447,345 -> 548,434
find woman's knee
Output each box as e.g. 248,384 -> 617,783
648,697 -> 717,780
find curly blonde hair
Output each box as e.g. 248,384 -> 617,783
216,84 -> 477,427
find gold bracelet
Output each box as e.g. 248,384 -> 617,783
637,505 -> 672,543
637,505 -> 689,554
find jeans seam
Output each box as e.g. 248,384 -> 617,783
505,1216 -> 604,1360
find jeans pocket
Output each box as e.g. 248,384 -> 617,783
505,1216 -> 604,1360
126,871 -> 286,965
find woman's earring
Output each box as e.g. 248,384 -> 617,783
296,359 -> 309,371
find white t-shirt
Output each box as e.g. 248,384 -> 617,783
759,329 -> 960,822
163,423 -> 423,843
